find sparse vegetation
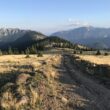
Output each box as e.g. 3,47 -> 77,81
0,49 -> 2,55
96,50 -> 101,55
73,50 -> 77,54
25,54 -> 30,58
104,52 -> 109,56
37,51 -> 43,57
8,47 -> 13,54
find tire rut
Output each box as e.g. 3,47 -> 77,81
62,54 -> 110,110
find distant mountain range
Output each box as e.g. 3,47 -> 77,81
0,28 -> 45,43
0,28 -> 77,51
0,28 -> 46,50
0,28 -> 27,42
0,27 -> 110,51
52,26 -> 110,49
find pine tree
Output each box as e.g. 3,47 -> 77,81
13,48 -> 19,54
0,50 -> 2,56
25,48 -> 30,58
96,50 -> 101,55
8,47 -> 13,54
25,48 -> 30,55
30,45 -> 36,54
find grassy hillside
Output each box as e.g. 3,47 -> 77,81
0,54 -> 62,110
0,35 -> 82,54
76,55 -> 110,65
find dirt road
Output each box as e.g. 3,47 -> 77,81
56,54 -> 110,110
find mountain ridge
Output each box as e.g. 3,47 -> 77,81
0,28 -> 81,51
52,26 -> 110,49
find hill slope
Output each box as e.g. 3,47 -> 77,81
0,30 -> 46,50
52,26 -> 110,49
0,28 -> 27,42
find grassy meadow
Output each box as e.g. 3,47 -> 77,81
76,55 -> 110,65
0,54 -> 62,110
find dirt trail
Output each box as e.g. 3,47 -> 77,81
56,54 -> 110,110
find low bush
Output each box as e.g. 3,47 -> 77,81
104,52 -> 109,56
37,52 -> 43,57
25,54 -> 30,58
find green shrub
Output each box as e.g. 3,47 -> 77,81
25,54 -> 30,58
37,52 -> 43,57
104,52 -> 109,56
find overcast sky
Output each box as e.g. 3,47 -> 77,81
0,0 -> 110,34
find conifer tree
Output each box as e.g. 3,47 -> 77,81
8,47 -> 13,54
25,48 -> 30,55
0,49 -> 2,56
96,50 -> 101,55
30,45 -> 36,54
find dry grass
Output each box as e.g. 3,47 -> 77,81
76,55 -> 110,65
0,54 -> 62,110
0,55 -> 61,73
